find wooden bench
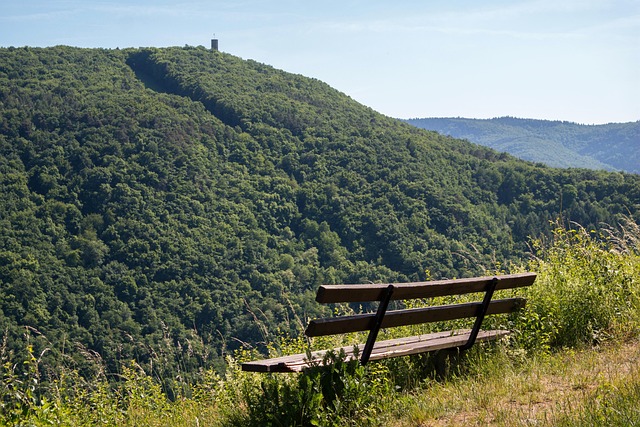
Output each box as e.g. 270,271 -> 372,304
242,272 -> 536,373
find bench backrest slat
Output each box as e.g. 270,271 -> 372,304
305,297 -> 526,337
315,273 -> 536,303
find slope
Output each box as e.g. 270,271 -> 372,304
1,46 -> 639,379
406,117 -> 640,173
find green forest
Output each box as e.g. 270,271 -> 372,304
1,45 -> 639,384
406,117 -> 640,172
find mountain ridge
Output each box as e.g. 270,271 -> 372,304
405,117 -> 640,173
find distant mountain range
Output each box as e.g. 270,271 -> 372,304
405,117 -> 640,174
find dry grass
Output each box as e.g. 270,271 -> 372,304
393,340 -> 640,427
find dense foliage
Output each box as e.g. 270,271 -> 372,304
1,46 -> 639,381
406,117 -> 640,173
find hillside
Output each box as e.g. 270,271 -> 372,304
1,46 -> 640,377
405,117 -> 640,173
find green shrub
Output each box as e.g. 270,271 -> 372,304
514,219 -> 640,351
220,349 -> 393,427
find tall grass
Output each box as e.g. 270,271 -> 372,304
514,218 -> 640,351
1,217 -> 639,426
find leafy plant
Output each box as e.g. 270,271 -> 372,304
225,348 -> 392,427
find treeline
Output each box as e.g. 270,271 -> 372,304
1,46 -> 639,381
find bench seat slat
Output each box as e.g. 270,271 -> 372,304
241,329 -> 509,373
316,272 -> 536,303
305,297 -> 525,337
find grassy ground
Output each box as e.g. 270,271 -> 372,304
8,338 -> 635,426
393,340 -> 640,426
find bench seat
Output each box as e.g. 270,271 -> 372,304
241,328 -> 510,373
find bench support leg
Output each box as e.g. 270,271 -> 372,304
434,348 -> 464,380
360,284 -> 395,366
460,277 -> 498,351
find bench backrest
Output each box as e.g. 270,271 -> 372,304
305,273 -> 535,364
314,273 -> 536,304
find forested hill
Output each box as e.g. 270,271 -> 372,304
1,46 -> 639,376
405,117 -> 640,173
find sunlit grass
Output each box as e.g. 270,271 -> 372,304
392,340 -> 640,426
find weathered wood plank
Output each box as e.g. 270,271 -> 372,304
241,331 -> 461,372
315,272 -> 536,303
241,329 -> 509,372
364,329 -> 509,361
305,298 -> 526,337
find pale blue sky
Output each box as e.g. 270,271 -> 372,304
1,0 -> 638,124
